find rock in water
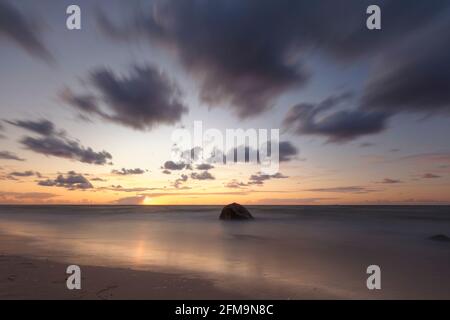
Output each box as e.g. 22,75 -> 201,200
220,203 -> 253,220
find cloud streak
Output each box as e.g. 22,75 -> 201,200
284,93 -> 390,143
38,171 -> 93,190
0,150 -> 25,161
112,168 -> 146,175
0,0 -> 53,62
306,186 -> 378,194
9,118 -> 113,165
62,65 -> 188,130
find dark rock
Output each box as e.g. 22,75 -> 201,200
429,234 -> 450,242
220,203 -> 253,220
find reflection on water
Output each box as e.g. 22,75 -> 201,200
0,205 -> 449,298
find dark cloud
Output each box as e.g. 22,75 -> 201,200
284,93 -> 390,143
279,141 -> 298,162
190,171 -> 215,180
62,65 -> 188,130
0,150 -> 25,161
10,118 -> 113,165
112,168 -> 145,175
98,1 -> 310,118
21,136 -> 112,165
248,172 -> 288,186
163,161 -> 187,171
222,140 -> 298,164
422,173 -> 441,179
9,170 -> 36,177
98,0 -> 450,119
60,90 -> 98,115
306,186 -> 378,194
0,0 -> 53,62
380,178 -> 402,184
38,171 -> 93,190
360,17 -> 450,116
162,169 -> 171,175
195,163 -> 214,171
6,119 -> 57,136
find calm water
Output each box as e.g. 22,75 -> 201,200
0,205 -> 449,298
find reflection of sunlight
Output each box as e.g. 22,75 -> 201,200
133,240 -> 146,265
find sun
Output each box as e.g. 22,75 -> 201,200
142,196 -> 153,205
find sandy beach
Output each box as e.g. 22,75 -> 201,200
0,254 -> 244,300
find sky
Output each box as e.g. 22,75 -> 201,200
0,0 -> 449,205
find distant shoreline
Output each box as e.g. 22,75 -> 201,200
0,204 -> 450,207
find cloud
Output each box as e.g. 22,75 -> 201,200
360,17 -> 450,117
248,172 -> 288,186
163,161 -> 188,171
9,118 -> 113,165
379,178 -> 402,184
103,185 -> 165,193
306,186 -> 378,194
284,93 -> 390,143
91,177 -> 107,182
8,170 -> 37,177
112,168 -> 145,175
0,191 -> 59,202
221,140 -> 298,164
190,171 -> 215,180
173,174 -> 188,188
6,119 -> 57,136
195,163 -> 214,170
422,173 -> 441,179
162,169 -> 171,175
21,136 -> 112,165
97,1 -> 310,118
38,171 -> 93,190
97,1 -> 450,119
279,141 -> 298,162
225,179 -> 248,189
62,65 -> 188,130
0,0 -> 54,62
0,150 -> 25,161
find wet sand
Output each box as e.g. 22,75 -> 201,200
0,254 -> 243,300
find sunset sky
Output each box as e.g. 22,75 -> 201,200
1,0 -> 449,205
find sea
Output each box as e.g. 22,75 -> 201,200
0,205 -> 449,299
